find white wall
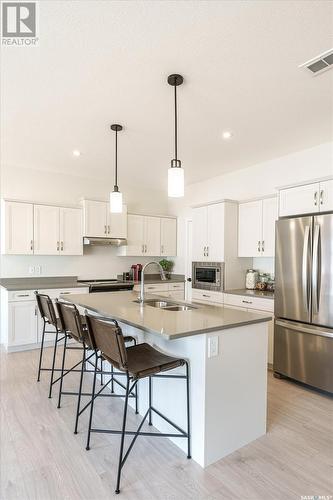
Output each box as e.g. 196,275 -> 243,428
170,142 -> 332,275
0,165 -> 170,278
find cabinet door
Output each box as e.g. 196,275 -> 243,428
59,207 -> 83,256
144,216 -> 161,256
279,183 -> 319,217
108,204 -> 127,239
160,218 -> 177,256
238,200 -> 262,257
192,206 -> 207,261
262,197 -> 278,257
207,204 -> 225,261
34,205 -> 60,255
8,301 -> 37,347
319,179 -> 333,212
83,200 -> 108,237
126,214 -> 145,256
3,201 -> 34,254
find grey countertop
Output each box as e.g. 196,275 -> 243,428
224,289 -> 274,300
0,274 -> 185,291
64,290 -> 271,340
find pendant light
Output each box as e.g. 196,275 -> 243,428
110,124 -> 123,213
167,74 -> 184,197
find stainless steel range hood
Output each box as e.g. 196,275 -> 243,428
83,237 -> 127,247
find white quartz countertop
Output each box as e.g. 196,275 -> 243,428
64,290 -> 272,340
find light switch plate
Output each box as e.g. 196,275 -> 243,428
208,336 -> 219,358
35,265 -> 41,275
28,266 -> 35,275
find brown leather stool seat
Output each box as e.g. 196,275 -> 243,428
123,343 -> 184,379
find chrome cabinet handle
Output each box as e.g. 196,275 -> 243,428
61,241 -> 64,251
30,240 -> 33,251
108,225 -> 110,234
104,225 -> 107,234
203,246 -> 207,256
262,240 -> 264,252
314,191 -> 318,206
161,245 -> 164,254
142,244 -> 144,254
320,190 -> 324,206
18,294 -> 29,297
57,241 -> 59,251
302,226 -> 310,313
207,246 -> 209,256
145,244 -> 147,253
257,240 -> 260,253
312,225 -> 321,314
203,294 -> 210,298
242,300 -> 252,304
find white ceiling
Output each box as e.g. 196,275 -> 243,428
1,0 -> 332,192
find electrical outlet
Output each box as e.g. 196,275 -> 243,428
28,266 -> 35,275
35,265 -> 41,275
208,336 -> 219,358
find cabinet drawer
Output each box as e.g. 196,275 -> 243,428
169,282 -> 185,291
223,293 -> 274,312
144,283 -> 169,292
192,289 -> 223,304
8,290 -> 37,302
39,287 -> 89,299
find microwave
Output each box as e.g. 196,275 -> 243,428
192,262 -> 224,292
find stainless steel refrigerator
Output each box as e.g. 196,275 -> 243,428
274,213 -> 333,393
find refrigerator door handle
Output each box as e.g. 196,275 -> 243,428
312,224 -> 321,314
302,226 -> 310,313
275,320 -> 333,339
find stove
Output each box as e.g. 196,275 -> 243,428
77,279 -> 134,293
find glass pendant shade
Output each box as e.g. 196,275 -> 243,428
168,166 -> 184,198
110,189 -> 123,213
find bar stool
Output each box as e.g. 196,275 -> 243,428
55,301 -> 137,434
35,292 -> 67,399
84,314 -> 191,495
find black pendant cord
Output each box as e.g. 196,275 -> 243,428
174,84 -> 178,161
114,129 -> 118,189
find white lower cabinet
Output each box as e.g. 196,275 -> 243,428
133,282 -> 185,300
223,293 -> 274,365
5,287 -> 89,351
8,301 -> 37,347
191,289 -> 223,305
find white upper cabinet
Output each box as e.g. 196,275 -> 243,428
238,197 -> 277,257
279,180 -> 333,217
59,207 -> 83,255
192,206 -> 208,261
319,179 -> 333,212
83,200 -> 108,237
262,197 -> 278,256
34,205 -> 60,255
2,201 -> 34,255
120,214 -> 176,257
108,204 -> 127,239
192,203 -> 225,261
238,201 -> 262,257
145,216 -> 161,256
160,217 -> 177,256
83,199 -> 127,238
124,214 -> 145,256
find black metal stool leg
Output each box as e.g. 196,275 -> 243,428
57,333 -> 68,408
110,363 -> 114,393
100,357 -> 104,386
37,320 -> 46,382
148,376 -> 152,425
185,362 -> 191,459
74,344 -> 86,434
115,375 -> 130,495
86,354 -> 98,451
48,329 -> 59,398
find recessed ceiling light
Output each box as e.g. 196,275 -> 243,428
72,149 -> 81,157
222,131 -> 233,140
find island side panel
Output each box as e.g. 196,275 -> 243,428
204,322 -> 268,467
141,331 -> 207,468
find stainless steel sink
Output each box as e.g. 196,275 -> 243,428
133,299 -> 197,311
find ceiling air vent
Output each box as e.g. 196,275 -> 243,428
299,49 -> 333,75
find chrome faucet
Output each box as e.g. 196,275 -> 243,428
138,261 -> 166,303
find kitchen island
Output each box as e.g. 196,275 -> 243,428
65,290 -> 271,468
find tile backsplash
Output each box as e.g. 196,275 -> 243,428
252,257 -> 275,277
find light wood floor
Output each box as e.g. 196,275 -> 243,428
1,347 -> 332,500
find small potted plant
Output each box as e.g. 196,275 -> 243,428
159,259 -> 174,279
